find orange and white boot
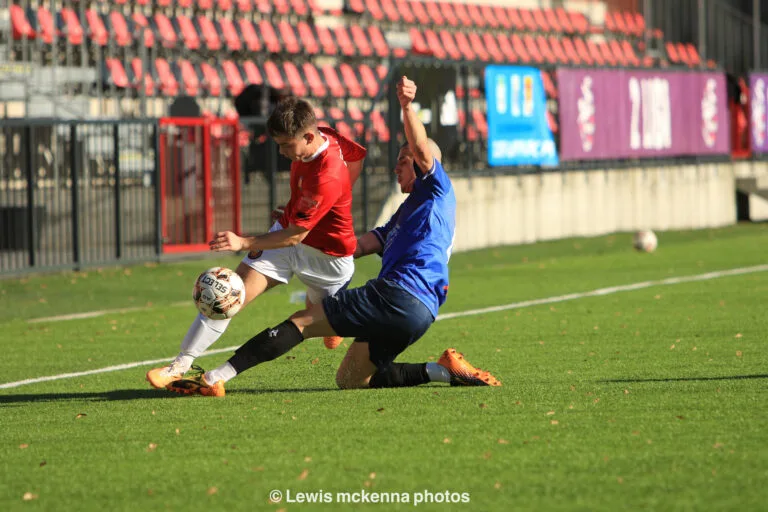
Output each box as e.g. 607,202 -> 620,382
437,348 -> 502,387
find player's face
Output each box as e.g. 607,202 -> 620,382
273,133 -> 312,161
394,147 -> 417,193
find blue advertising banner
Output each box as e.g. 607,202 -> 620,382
484,66 -> 559,167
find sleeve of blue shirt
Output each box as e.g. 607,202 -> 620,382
419,158 -> 451,197
372,203 -> 403,249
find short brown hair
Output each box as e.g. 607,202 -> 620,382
266,97 -> 317,138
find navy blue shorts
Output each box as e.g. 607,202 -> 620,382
322,279 -> 435,369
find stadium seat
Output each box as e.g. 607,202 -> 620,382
157,0 -> 173,7
614,12 -> 630,35
321,64 -> 345,97
556,8 -> 574,34
472,110 -> 488,139
547,110 -> 558,135
297,21 -> 319,55
468,32 -> 489,61
457,111 -> 478,141
604,11 -> 617,33
574,37 -> 593,65
511,34 -> 530,63
424,30 -> 447,60
548,36 -> 569,64
570,11 -> 589,34
624,11 -> 638,37
394,0 -> 415,23
496,33 -> 517,63
544,8 -> 562,33
131,13 -> 156,48
532,9 -> 550,32
241,61 -> 264,86
155,58 -> 179,97
482,32 -> 504,63
358,64 -> 379,97
587,39 -> 606,66
493,6 -> 511,30
290,0 -> 309,16
282,61 -> 308,97
562,37 -> 582,64
35,6 -> 58,44
259,20 -> 281,53
236,0 -> 253,12
218,0 -> 234,11
221,60 -> 245,96
154,13 -> 178,48
376,64 -> 388,80
540,70 -> 557,99
218,18 -> 242,52
255,0 -> 273,14
273,0 -> 292,15
130,58 -> 155,96
479,5 -> 498,28
350,25 -> 373,57
302,62 -> 327,97
634,13 -> 646,37
59,8 -> 84,45
536,36 -> 557,64
519,9 -> 538,32
523,34 -> 543,63
425,1 -> 445,26
410,0 -> 430,26
684,43 -> 701,67
467,4 -> 486,27
666,42 -> 682,64
176,15 -> 201,51
339,63 -> 364,97
370,110 -> 390,141
438,1 -> 458,27
263,60 -> 286,90
334,26 -> 356,56
107,11 -> 132,47
622,40 -> 641,67
367,25 -> 389,58
610,39 -> 629,66
454,32 -> 477,61
197,16 -> 222,51
452,2 -> 471,27
177,60 -> 201,96
278,20 -> 301,54
177,0 -> 194,7
598,40 -> 617,66
10,5 -> 35,40
316,25 -> 338,55
238,19 -> 261,52
348,0 -> 365,16
105,58 -> 129,89
201,62 -> 222,96
409,27 -> 430,56
439,30 -> 462,61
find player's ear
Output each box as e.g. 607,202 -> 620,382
303,131 -> 314,144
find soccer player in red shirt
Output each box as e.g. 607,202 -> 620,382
147,97 -> 365,390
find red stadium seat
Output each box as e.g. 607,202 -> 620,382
410,0 -> 430,26
350,25 -> 373,57
439,1 -> 458,27
507,8 -> 525,31
540,71 -> 557,99
613,11 -> 630,35
439,31 -> 462,60
107,11 -> 132,47
511,34 -> 532,63
665,42 -> 681,64
523,34 -> 544,63
472,110 -> 487,139
634,13 -> 646,37
480,5 -> 498,28
263,60 -> 285,90
254,0 -> 272,14
587,39 -> 606,66
176,15 -> 201,51
105,58 -> 129,89
348,0 -> 364,15
548,37 -> 569,64
547,110 -> 558,134
259,20 -> 281,53
536,36 -> 557,64
409,28 -> 430,56
197,16 -> 222,51
302,62 -> 327,98
297,22 -> 319,55
368,25 -> 389,58
201,62 -> 222,96
492,6 -> 511,30
222,60 -> 245,96
321,65 -> 346,97
177,0 -> 194,7
236,0 -> 253,12
339,63 -> 364,97
178,60 -> 201,96
479,33 -> 503,63
371,110 -> 390,142
622,40 -> 640,67
378,0 -> 399,22
519,9 -> 538,32
452,2 -> 471,27
394,0 -> 415,23
218,0 -> 234,11
574,37 -> 593,65
10,5 -> 35,40
36,6 -> 58,44
154,13 -> 177,48
290,0 -> 308,16
562,37 -> 581,64
532,9 -> 550,32
278,20 -> 301,54
604,11 -> 617,33
570,11 -> 589,34
496,33 -> 517,63
334,26 -> 356,56
544,9 -> 562,33
242,61 -> 264,86
157,0 -> 173,7
358,64 -> 379,97
218,18 -> 242,52
684,44 -> 701,66
131,13 -> 155,48
624,11 -> 638,36
598,40 -> 617,66
130,58 -> 155,96
424,29 -> 447,60
273,0 -> 291,15
283,61 -> 308,97
469,32 -> 489,61
467,4 -> 486,27
316,26 -> 338,55
59,8 -> 83,45
238,19 -> 261,52
155,58 -> 179,97
556,8 -> 574,34
453,32 -> 476,61
377,64 -> 388,80
425,1 -> 445,26
610,39 -> 629,66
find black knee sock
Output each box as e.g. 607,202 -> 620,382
227,319 -> 304,374
369,363 -> 430,388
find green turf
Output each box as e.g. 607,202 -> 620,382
1,224 -> 767,511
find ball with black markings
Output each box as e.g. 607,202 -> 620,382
193,267 -> 246,319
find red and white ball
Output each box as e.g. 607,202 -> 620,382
632,230 -> 658,253
193,267 -> 246,319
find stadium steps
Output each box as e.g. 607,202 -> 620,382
736,177 -> 768,202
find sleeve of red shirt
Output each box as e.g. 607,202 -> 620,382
290,173 -> 342,231
319,126 -> 367,162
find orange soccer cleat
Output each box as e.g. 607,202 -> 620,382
146,362 -> 186,389
165,374 -> 226,397
437,348 -> 502,387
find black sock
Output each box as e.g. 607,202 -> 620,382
369,363 -> 430,388
228,319 -> 304,374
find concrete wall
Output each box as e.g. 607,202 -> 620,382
374,162 -> 763,253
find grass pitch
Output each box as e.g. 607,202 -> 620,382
1,224 -> 767,511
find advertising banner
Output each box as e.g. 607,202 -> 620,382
485,66 -> 559,167
557,69 -> 729,161
749,73 -> 768,153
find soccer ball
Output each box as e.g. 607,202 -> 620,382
193,267 -> 246,319
632,230 -> 658,253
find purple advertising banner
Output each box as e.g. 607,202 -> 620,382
749,73 -> 768,153
557,69 -> 730,161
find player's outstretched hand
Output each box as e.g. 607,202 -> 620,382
209,231 -> 246,252
397,76 -> 417,108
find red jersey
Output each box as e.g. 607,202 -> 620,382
279,127 -> 366,257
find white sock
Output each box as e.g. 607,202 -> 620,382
177,313 -> 231,372
205,362 -> 237,384
425,362 -> 451,383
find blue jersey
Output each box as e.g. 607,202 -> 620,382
372,158 -> 456,318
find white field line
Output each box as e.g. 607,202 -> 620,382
27,302 -> 190,324
3,263 -> 768,391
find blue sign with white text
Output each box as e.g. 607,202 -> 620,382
484,66 -> 559,167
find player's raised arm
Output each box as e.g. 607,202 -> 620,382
398,76 -> 434,173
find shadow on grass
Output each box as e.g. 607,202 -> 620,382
600,374 -> 768,384
0,387 -> 338,404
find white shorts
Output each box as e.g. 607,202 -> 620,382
242,222 -> 355,304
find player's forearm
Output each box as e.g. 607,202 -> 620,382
354,231 -> 383,259
402,104 -> 431,169
245,226 -> 309,252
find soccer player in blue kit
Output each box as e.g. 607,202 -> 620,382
168,76 -> 501,396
